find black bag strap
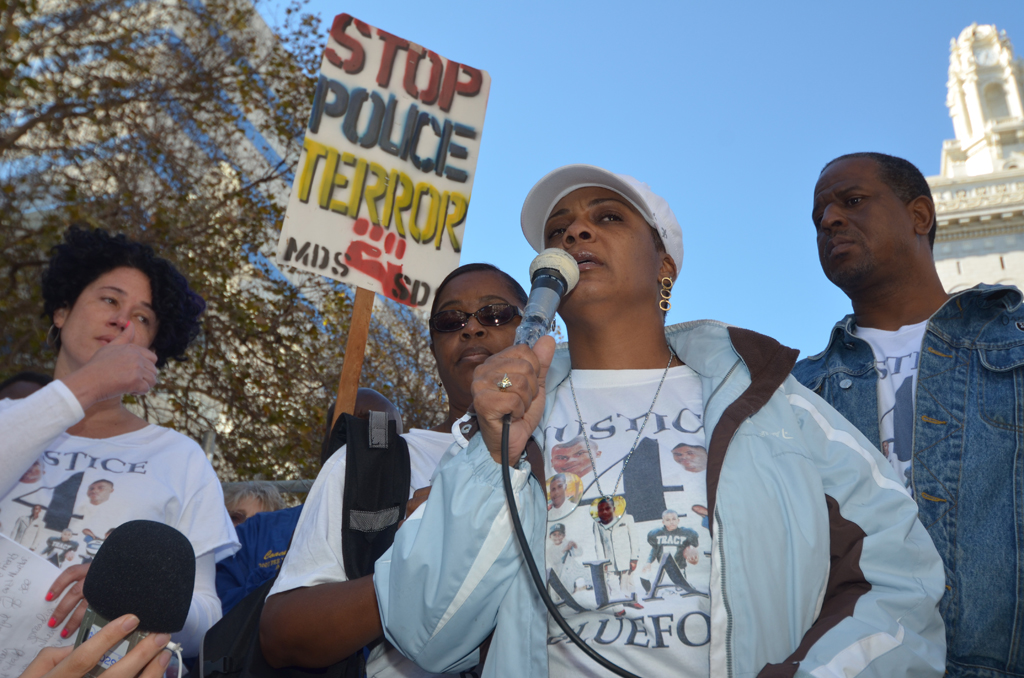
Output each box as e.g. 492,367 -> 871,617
338,412 -> 410,580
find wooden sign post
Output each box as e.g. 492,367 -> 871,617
333,286 -> 374,425
275,14 -> 491,419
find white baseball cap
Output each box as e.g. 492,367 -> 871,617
520,164 -> 684,276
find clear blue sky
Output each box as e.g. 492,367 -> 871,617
271,0 -> 1024,358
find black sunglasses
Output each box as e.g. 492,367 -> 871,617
430,303 -> 521,333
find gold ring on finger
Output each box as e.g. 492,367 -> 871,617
497,374 -> 513,391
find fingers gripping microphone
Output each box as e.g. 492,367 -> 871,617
75,520 -> 195,677
514,249 -> 580,348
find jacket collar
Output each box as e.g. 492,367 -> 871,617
940,282 -> 1022,313
546,320 -> 752,387
544,320 -> 796,407
810,283 -> 1023,360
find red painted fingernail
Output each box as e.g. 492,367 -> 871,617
47,617 -> 56,628
60,629 -> 69,639
45,592 -> 54,601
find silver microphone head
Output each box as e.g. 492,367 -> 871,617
528,248 -> 580,293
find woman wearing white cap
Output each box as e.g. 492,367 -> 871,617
374,166 -> 946,677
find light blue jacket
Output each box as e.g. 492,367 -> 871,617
375,321 -> 946,677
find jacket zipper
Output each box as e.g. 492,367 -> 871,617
707,359 -> 741,678
715,506 -> 733,678
705,359 -> 742,415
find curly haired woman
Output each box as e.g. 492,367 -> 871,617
0,225 -> 238,657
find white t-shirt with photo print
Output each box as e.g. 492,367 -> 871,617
853,319 -> 928,488
0,406 -> 239,568
541,365 -> 711,678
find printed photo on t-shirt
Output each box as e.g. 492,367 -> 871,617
546,472 -> 583,522
541,367 -> 712,677
1,466 -> 128,569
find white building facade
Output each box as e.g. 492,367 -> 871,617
928,23 -> 1024,292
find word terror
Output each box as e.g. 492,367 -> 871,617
297,140 -> 467,252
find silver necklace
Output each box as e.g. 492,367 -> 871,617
568,349 -> 676,527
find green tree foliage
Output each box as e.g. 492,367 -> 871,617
0,0 -> 445,479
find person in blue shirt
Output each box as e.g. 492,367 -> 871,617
215,504 -> 303,615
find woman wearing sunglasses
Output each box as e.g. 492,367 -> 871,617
261,263 -> 527,677
374,166 -> 946,677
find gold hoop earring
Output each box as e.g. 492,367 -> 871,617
659,277 -> 672,312
46,324 -> 61,348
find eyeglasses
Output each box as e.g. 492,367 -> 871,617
430,303 -> 521,333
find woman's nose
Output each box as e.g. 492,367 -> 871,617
108,311 -> 130,329
561,218 -> 593,246
460,316 -> 487,337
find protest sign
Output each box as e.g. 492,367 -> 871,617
276,14 -> 491,310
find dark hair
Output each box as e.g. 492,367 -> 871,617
42,225 -> 205,368
821,152 -> 937,248
0,371 -> 52,392
429,263 -> 529,322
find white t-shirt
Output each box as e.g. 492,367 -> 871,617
271,428 -> 470,678
853,320 -> 928,488
542,366 -> 711,678
0,402 -> 238,567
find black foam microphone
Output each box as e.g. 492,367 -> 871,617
513,248 -> 580,348
74,520 -> 195,677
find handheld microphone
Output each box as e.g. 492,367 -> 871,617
514,249 -> 580,348
74,520 -> 195,677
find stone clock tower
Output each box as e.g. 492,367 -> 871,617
927,23 -> 1024,291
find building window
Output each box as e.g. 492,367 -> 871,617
984,83 -> 1011,119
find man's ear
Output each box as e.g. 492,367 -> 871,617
908,195 -> 936,238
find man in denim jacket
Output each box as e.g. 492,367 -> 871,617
794,152 -> 1024,678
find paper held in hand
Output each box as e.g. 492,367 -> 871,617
276,13 -> 491,312
0,534 -> 63,678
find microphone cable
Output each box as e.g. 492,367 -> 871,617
499,414 -> 641,678
166,641 -> 184,678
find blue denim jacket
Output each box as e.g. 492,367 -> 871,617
793,284 -> 1024,678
